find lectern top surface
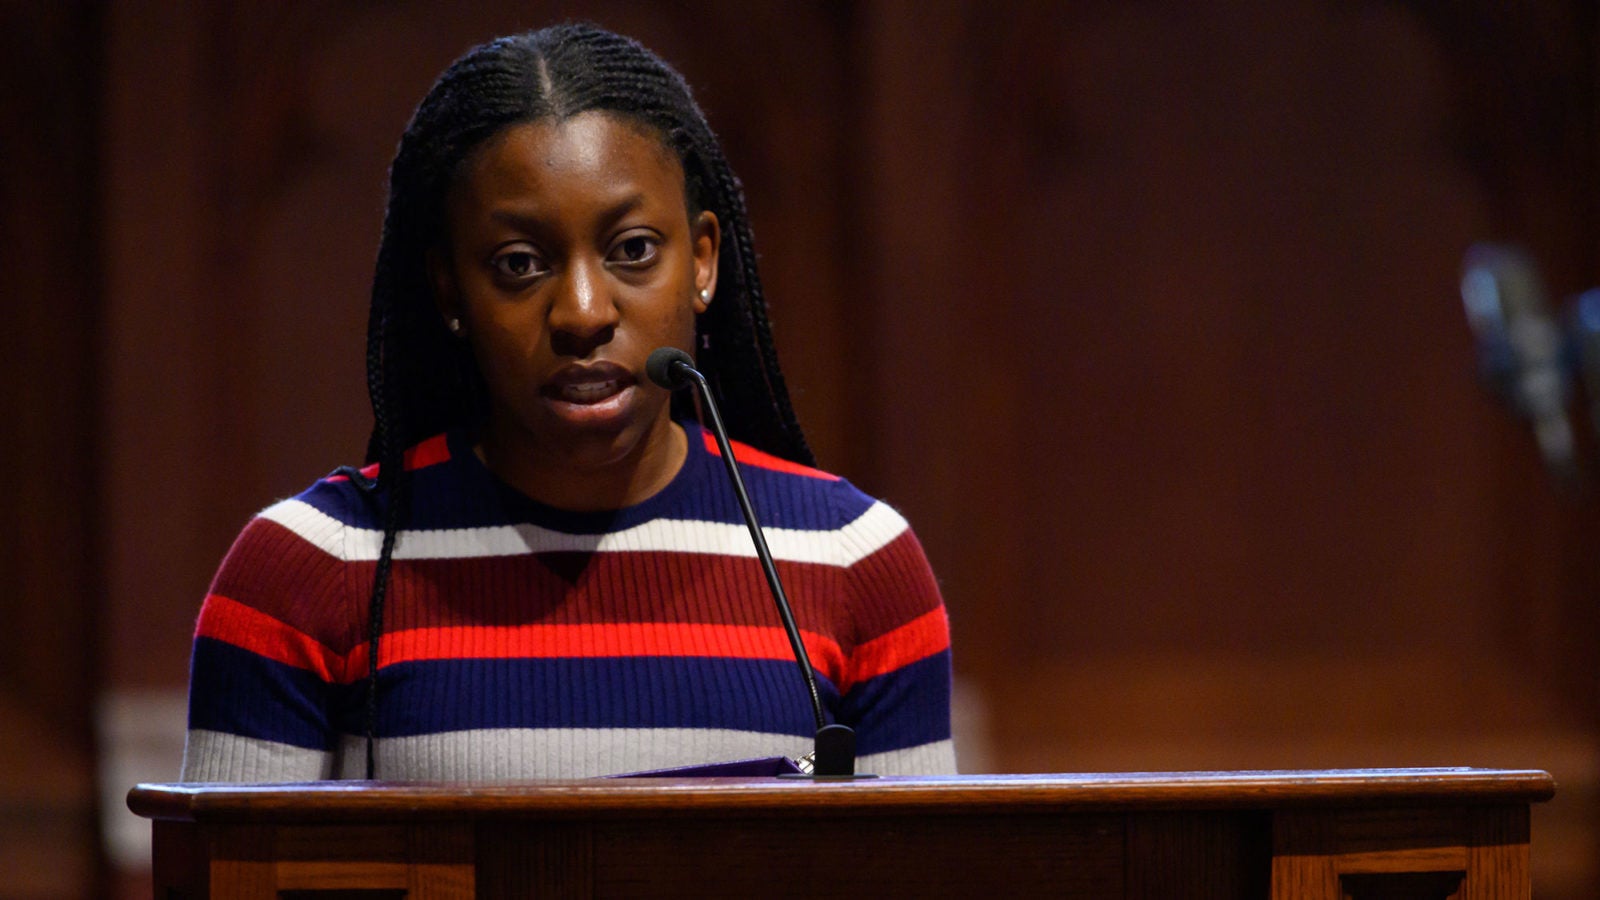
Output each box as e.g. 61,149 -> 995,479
128,767 -> 1554,823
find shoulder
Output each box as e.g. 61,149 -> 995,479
253,431 -> 469,542
201,483 -> 364,661
695,426 -> 841,484
690,425 -> 929,578
204,432 -> 458,641
690,425 -> 886,533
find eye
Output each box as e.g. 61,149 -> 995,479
609,234 -> 659,265
491,245 -> 546,281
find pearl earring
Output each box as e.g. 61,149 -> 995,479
699,288 -> 711,303
447,317 -> 462,335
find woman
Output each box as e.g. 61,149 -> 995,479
181,24 -> 954,781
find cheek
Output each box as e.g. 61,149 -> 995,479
464,337 -> 514,395
664,300 -> 700,348
626,286 -> 698,341
464,314 -> 542,384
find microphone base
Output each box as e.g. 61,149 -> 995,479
808,723 -> 858,777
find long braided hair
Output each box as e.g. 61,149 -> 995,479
351,24 -> 813,777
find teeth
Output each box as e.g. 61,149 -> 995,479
559,380 -> 620,402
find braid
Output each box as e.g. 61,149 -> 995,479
362,469 -> 406,779
351,236 -> 410,779
699,149 -> 814,464
354,23 -> 817,774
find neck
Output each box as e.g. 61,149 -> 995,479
476,415 -> 688,512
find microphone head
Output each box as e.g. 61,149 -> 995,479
646,346 -> 695,389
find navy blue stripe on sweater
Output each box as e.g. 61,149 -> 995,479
193,636 -> 949,755
837,650 -> 954,755
297,424 -> 876,534
188,638 -> 331,750
354,656 -> 837,738
192,645 -> 949,758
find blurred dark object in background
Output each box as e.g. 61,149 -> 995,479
1464,242 -> 1600,489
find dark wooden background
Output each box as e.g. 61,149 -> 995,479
3,1 -> 1596,896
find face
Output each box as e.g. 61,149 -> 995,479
431,112 -> 719,488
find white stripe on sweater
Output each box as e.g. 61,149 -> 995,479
259,498 -> 910,567
182,728 -> 956,782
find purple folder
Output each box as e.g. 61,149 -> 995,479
607,756 -> 804,778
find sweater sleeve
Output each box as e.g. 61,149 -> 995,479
832,501 -> 958,775
180,493 -> 361,782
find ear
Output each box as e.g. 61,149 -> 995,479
426,245 -> 463,328
691,210 -> 720,314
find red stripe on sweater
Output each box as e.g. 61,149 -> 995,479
839,608 -> 949,694
701,432 -> 838,481
327,433 -> 452,482
374,622 -> 848,684
197,592 -> 941,695
195,593 -> 353,683
350,552 -> 865,634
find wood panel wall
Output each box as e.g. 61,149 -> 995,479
3,1 -> 1595,896
0,1 -> 108,896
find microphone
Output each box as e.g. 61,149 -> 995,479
1460,243 -> 1578,483
646,346 -> 859,777
645,346 -> 695,391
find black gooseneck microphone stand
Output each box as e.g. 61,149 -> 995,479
646,346 -> 859,777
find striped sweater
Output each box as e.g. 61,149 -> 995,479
181,423 -> 956,781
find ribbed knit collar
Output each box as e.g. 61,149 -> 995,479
443,420 -> 715,535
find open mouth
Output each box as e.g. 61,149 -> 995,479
541,362 -> 637,414
555,379 -> 624,404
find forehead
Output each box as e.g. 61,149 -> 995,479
449,111 -> 686,216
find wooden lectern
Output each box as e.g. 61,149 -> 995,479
129,767 -> 1553,898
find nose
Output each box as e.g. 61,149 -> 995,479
547,260 -> 618,357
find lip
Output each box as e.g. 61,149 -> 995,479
538,361 -> 640,423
